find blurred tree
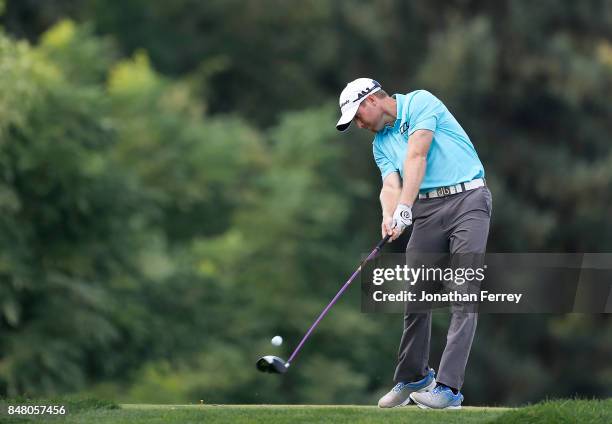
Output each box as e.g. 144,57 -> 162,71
0,0 -> 611,406
0,29 -> 148,395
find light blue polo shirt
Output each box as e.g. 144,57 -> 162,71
372,90 -> 484,192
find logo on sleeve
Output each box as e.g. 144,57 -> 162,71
400,122 -> 409,135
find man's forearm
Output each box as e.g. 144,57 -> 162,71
380,186 -> 401,217
399,155 -> 427,206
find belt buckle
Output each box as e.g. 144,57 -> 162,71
436,186 -> 451,197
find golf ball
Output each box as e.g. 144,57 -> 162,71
271,335 -> 283,346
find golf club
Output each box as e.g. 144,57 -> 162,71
256,234 -> 391,374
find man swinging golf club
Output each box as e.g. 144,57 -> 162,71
336,78 -> 492,409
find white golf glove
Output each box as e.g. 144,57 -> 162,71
392,203 -> 413,235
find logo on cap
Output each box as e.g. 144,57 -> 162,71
353,80 -> 381,103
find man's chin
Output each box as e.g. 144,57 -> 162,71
361,123 -> 383,133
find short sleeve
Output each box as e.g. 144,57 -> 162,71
407,90 -> 443,135
373,141 -> 396,180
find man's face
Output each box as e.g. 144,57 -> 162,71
354,96 -> 384,132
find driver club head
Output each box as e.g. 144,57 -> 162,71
256,355 -> 289,374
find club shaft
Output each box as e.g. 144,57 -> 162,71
286,235 -> 390,364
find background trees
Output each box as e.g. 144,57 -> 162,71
1,0 -> 611,405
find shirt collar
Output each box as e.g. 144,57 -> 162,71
393,93 -> 404,124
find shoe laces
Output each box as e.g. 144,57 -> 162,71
432,385 -> 447,395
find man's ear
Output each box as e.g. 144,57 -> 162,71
364,95 -> 377,106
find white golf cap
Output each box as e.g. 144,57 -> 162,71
336,78 -> 382,131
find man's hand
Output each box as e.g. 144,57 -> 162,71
381,214 -> 394,239
391,203 -> 412,240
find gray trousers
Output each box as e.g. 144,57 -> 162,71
393,186 -> 492,390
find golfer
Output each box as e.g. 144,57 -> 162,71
336,78 -> 492,409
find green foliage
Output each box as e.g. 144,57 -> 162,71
0,35 -> 54,136
39,19 -> 118,85
0,30 -> 149,396
0,1 -> 611,407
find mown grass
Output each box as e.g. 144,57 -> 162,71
491,398 -> 612,424
0,398 -> 609,423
